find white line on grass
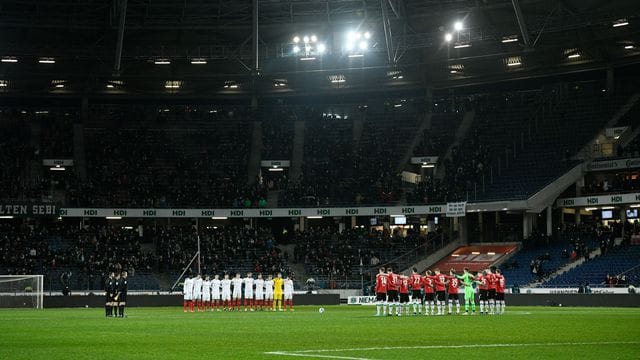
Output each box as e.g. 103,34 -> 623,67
265,341 -> 640,359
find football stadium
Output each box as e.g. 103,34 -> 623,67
1,0 -> 640,358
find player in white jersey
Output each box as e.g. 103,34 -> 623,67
231,273 -> 243,311
201,276 -> 211,312
243,272 -> 255,311
211,274 -> 221,311
220,273 -> 232,311
264,274 -> 274,311
183,276 -> 194,313
193,275 -> 203,312
283,275 -> 294,311
254,273 -> 265,310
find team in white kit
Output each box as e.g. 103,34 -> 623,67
182,272 -> 294,312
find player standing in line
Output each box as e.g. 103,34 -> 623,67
231,273 -> 243,311
432,269 -> 448,316
193,275 -> 203,312
183,275 -> 193,313
422,270 -> 435,316
456,267 -> 476,315
409,268 -> 423,315
486,268 -> 498,315
211,274 -> 221,311
221,273 -> 232,311
283,275 -> 294,311
398,275 -> 410,316
476,270 -> 488,315
264,274 -> 274,311
386,267 -> 400,316
112,272 -> 121,317
374,267 -> 388,316
495,268 -> 506,314
105,272 -> 115,317
254,273 -> 265,311
201,276 -> 211,312
243,272 -> 254,311
117,271 -> 128,318
445,269 -> 461,315
272,272 -> 284,311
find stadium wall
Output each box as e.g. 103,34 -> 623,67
34,294 -> 341,308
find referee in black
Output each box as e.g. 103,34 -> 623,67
117,271 -> 128,318
105,272 -> 115,317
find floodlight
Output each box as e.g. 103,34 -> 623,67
364,32 -> 371,39
345,42 -> 355,51
624,45 -> 634,50
444,33 -> 453,42
1,57 -> 18,63
305,45 -> 311,52
190,58 -> 207,64
317,43 -> 326,54
359,41 -> 368,50
293,46 -> 301,53
39,57 -> 56,64
454,21 -> 464,31
303,36 -> 310,43
293,36 -> 300,43
310,35 -> 317,43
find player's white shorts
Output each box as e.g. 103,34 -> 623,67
193,291 -> 201,300
265,291 -> 273,300
255,291 -> 264,300
232,289 -> 242,299
284,292 -> 293,301
212,291 -> 220,301
244,291 -> 253,300
183,292 -> 192,301
202,291 -> 211,302
221,291 -> 231,301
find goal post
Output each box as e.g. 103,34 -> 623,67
0,275 -> 44,309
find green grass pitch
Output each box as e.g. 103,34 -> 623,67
1,306 -> 639,359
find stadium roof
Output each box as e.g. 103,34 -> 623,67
0,0 -> 638,98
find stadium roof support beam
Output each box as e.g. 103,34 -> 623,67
511,0 -> 531,48
253,0 -> 259,71
380,0 -> 394,65
113,0 -> 128,77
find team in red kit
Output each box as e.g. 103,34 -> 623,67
375,266 -> 506,316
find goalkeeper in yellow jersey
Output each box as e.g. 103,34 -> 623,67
272,272 -> 284,311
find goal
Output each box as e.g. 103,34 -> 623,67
0,275 -> 44,309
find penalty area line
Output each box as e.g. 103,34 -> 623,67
265,341 -> 640,359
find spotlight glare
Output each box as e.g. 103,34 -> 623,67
624,45 -> 634,50
293,45 -> 300,53
305,45 -> 311,52
445,33 -> 453,42
293,36 -> 300,43
317,43 -> 326,54
364,32 -> 371,39
303,36 -> 310,43
310,35 -> 317,43
355,32 -> 362,40
359,41 -> 368,50
568,53 -> 581,59
454,21 -> 464,31
345,42 -> 355,51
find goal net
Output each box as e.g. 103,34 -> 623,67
0,275 -> 44,309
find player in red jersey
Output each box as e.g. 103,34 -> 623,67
475,270 -> 489,315
374,267 -> 388,316
432,268 -> 448,316
495,268 -> 506,314
409,268 -> 423,315
386,267 -> 400,316
486,267 -> 498,315
399,275 -> 410,316
446,269 -> 461,315
422,270 -> 435,315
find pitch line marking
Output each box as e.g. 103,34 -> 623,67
265,341 -> 640,359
